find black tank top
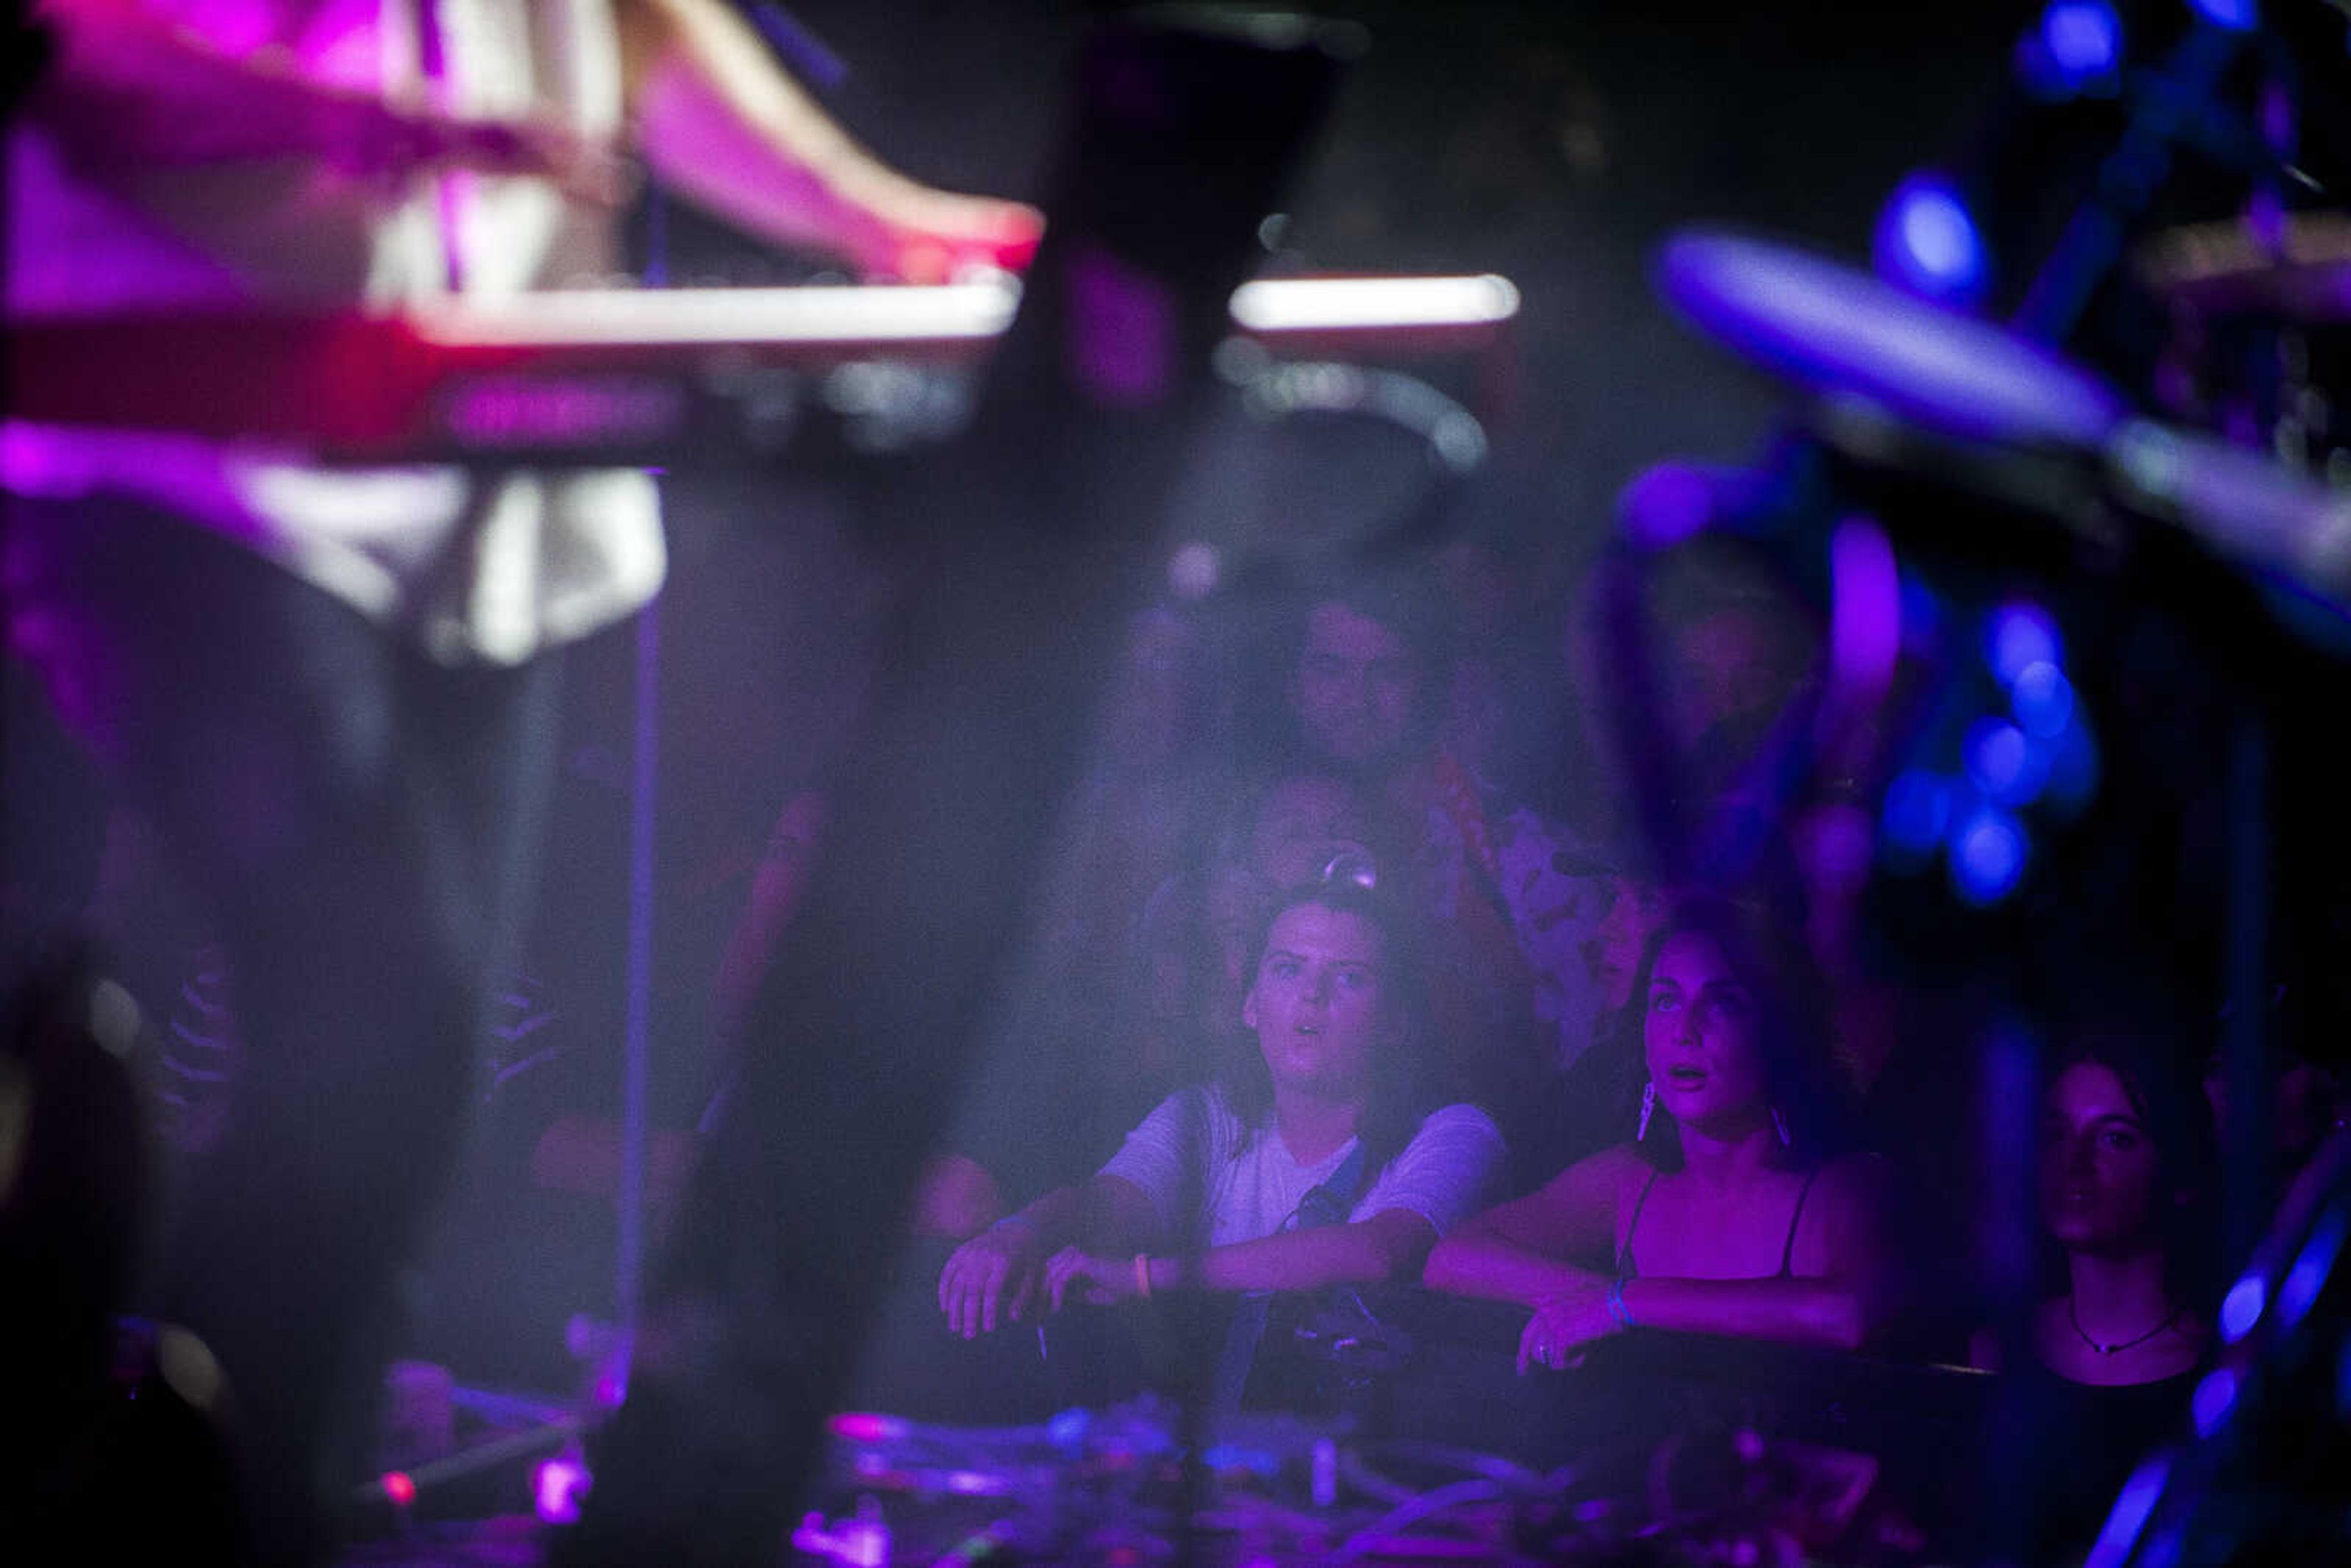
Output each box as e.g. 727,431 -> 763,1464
1615,1165 -> 1822,1280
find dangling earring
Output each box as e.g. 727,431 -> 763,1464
1771,1106 -> 1791,1148
1637,1081 -> 1655,1141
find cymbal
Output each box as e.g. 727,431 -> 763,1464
2134,212 -> 2351,323
1658,228 -> 2123,450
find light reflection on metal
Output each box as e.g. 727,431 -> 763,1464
1229,274 -> 1520,332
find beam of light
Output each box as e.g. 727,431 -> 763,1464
2191,1367 -> 2239,1438
2279,1200 -> 2351,1329
1875,174 -> 1990,305
2219,1273 -> 2265,1343
2085,1454 -> 2171,1568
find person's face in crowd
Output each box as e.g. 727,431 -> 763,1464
1591,876 -> 1673,1013
1670,606 -> 1791,751
2041,1062 -> 2164,1257
1294,601 -> 1419,771
1243,901 -> 1397,1102
1251,773 -> 1370,889
1644,930 -> 1770,1136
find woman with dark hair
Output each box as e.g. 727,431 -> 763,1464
1979,1037 -> 2216,1377
937,874 -> 1504,1337
1424,896 -> 1886,1368
1968,1035 -> 2218,1557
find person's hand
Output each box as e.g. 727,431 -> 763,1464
831,175 -> 1043,283
1516,1274 -> 1621,1375
1043,1247 -> 1143,1311
937,1220 -> 1044,1338
333,101 -> 634,208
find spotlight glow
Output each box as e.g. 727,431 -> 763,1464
1951,806 -> 2030,905
1987,601 -> 2062,686
2219,1274 -> 2265,1343
1964,718 -> 2045,806
534,1454 -> 591,1525
2011,660 -> 2075,737
1876,175 -> 1989,302
2190,1367 -> 2238,1437
2043,1 -> 2122,77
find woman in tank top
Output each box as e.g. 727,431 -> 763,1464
1425,895 -> 1886,1371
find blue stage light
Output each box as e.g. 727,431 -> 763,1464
1951,806 -> 2029,905
1875,174 -> 1989,304
2219,1274 -> 2265,1343
2187,0 -> 2257,31
2011,659 -> 2075,737
1882,768 -> 1954,858
2043,1 -> 2122,78
1987,600 -> 2062,686
2191,1367 -> 2238,1438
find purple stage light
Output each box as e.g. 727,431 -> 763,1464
1876,174 -> 1989,306
534,1453 -> 591,1525
1951,805 -> 2029,905
1830,516 -> 1901,692
1619,460 -> 1729,550
1986,600 -> 2062,686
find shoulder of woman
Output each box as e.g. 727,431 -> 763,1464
1547,1142 -> 1652,1201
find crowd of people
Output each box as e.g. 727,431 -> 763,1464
7,1 -> 2349,1561
857,552 -> 2350,1559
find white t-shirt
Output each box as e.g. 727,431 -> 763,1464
4,0 -> 662,666
1098,1084 -> 1505,1252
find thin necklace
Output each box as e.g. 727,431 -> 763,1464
2068,1294 -> 2180,1357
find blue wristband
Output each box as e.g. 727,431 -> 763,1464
1605,1275 -> 1636,1331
